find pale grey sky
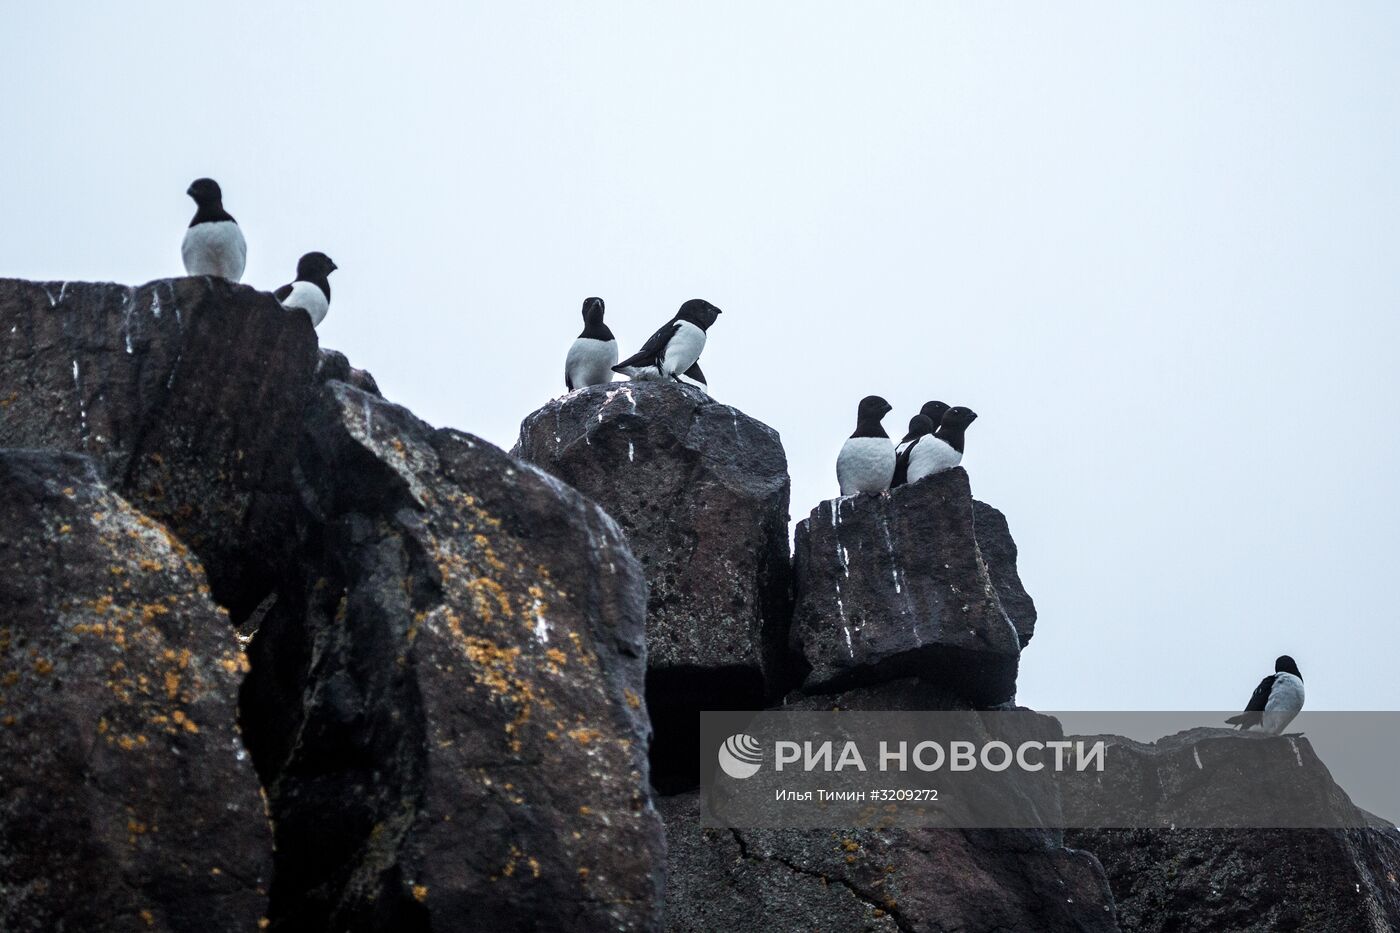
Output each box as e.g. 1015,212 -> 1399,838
4,2 -> 1398,711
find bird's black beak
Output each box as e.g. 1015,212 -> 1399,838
185,186 -> 195,197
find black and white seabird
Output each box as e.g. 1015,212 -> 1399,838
836,395 -> 896,496
891,414 -> 936,488
612,299 -> 722,382
679,361 -> 707,394
564,297 -> 617,391
1225,655 -> 1305,735
919,400 -> 951,427
274,252 -> 337,327
181,178 -> 246,282
907,406 -> 977,484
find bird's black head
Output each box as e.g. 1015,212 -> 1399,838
908,414 -> 936,437
186,178 -> 223,206
858,395 -> 893,420
920,400 -> 950,424
1275,655 -> 1301,678
677,298 -> 722,330
940,406 -> 978,430
582,297 -> 605,324
296,252 -> 337,280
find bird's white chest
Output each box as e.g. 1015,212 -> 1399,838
906,437 -> 961,483
1262,673 -> 1305,734
837,437 -> 895,495
662,321 -> 706,375
281,281 -> 330,327
181,221 -> 247,281
566,337 -> 618,389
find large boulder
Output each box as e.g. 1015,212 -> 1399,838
790,469 -> 1022,705
0,450 -> 271,932
1065,728 -> 1400,932
972,500 -> 1037,647
0,277 -> 320,617
514,382 -> 793,793
242,381 -> 664,931
513,383 -> 792,686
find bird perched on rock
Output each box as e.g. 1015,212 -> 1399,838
564,297 -> 617,391
836,395 -> 895,496
907,406 -> 977,484
181,178 -> 246,281
1226,655 -> 1305,735
679,362 -> 707,394
274,252 -> 337,327
613,299 -> 722,382
892,414 -> 936,488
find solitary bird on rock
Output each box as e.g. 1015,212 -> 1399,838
1226,655 -> 1305,735
613,299 -> 721,382
836,395 -> 895,496
181,178 -> 246,282
564,297 -> 617,391
274,252 -> 337,327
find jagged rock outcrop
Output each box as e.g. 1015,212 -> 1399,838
247,381 -> 663,931
514,382 -> 793,792
0,277 -> 319,619
1065,728 -> 1400,932
0,279 -> 664,932
972,500 -> 1037,647
0,450 -> 271,932
790,469 -> 1023,704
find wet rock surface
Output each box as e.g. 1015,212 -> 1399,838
0,450 -> 271,933
790,469 -> 1021,704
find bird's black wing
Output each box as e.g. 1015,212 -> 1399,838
614,320 -> 680,371
891,437 -> 917,487
273,282 -> 293,302
1225,674 -> 1276,727
565,368 -> 574,391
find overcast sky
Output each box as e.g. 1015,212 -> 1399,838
4,3 -> 1397,712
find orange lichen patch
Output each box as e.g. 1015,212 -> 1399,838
58,523 -> 72,535
623,689 -> 641,709
92,512 -> 107,523
411,884 -> 429,902
841,839 -> 860,852
2,672 -> 18,688
140,909 -> 154,926
2,715 -> 16,727
61,486 -> 75,497
142,603 -> 171,624
578,805 -> 593,816
259,920 -> 270,930
137,559 -> 164,573
33,658 -> 54,676
577,867 -> 591,880
528,857 -> 541,878
568,727 -> 602,746
465,577 -> 512,622
163,671 -> 180,700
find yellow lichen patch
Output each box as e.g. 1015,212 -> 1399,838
412,884 -> 429,902
577,867 -> 590,880
624,689 -> 641,709
841,839 -> 859,852
140,909 -> 154,926
32,658 -> 53,676
163,671 -> 180,700
58,523 -> 72,535
137,559 -> 164,573
528,857 -> 541,878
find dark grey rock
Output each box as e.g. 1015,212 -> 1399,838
0,451 -> 271,933
790,469 -> 1021,705
972,500 -> 1037,647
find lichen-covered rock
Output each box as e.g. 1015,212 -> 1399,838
243,381 -> 663,931
1065,728 -> 1400,932
790,469 -> 1021,705
513,382 -> 793,690
0,451 -> 271,933
0,277 -> 320,617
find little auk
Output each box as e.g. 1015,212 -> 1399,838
564,297 -> 617,390
274,252 -> 337,327
1226,655 -> 1305,735
892,414 -> 936,488
613,299 -> 721,382
836,395 -> 895,496
907,406 -> 977,484
181,178 -> 246,282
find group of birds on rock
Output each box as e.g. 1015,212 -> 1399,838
563,297 -> 721,393
180,178 -> 337,327
176,181 -> 1312,736
836,395 -> 979,496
